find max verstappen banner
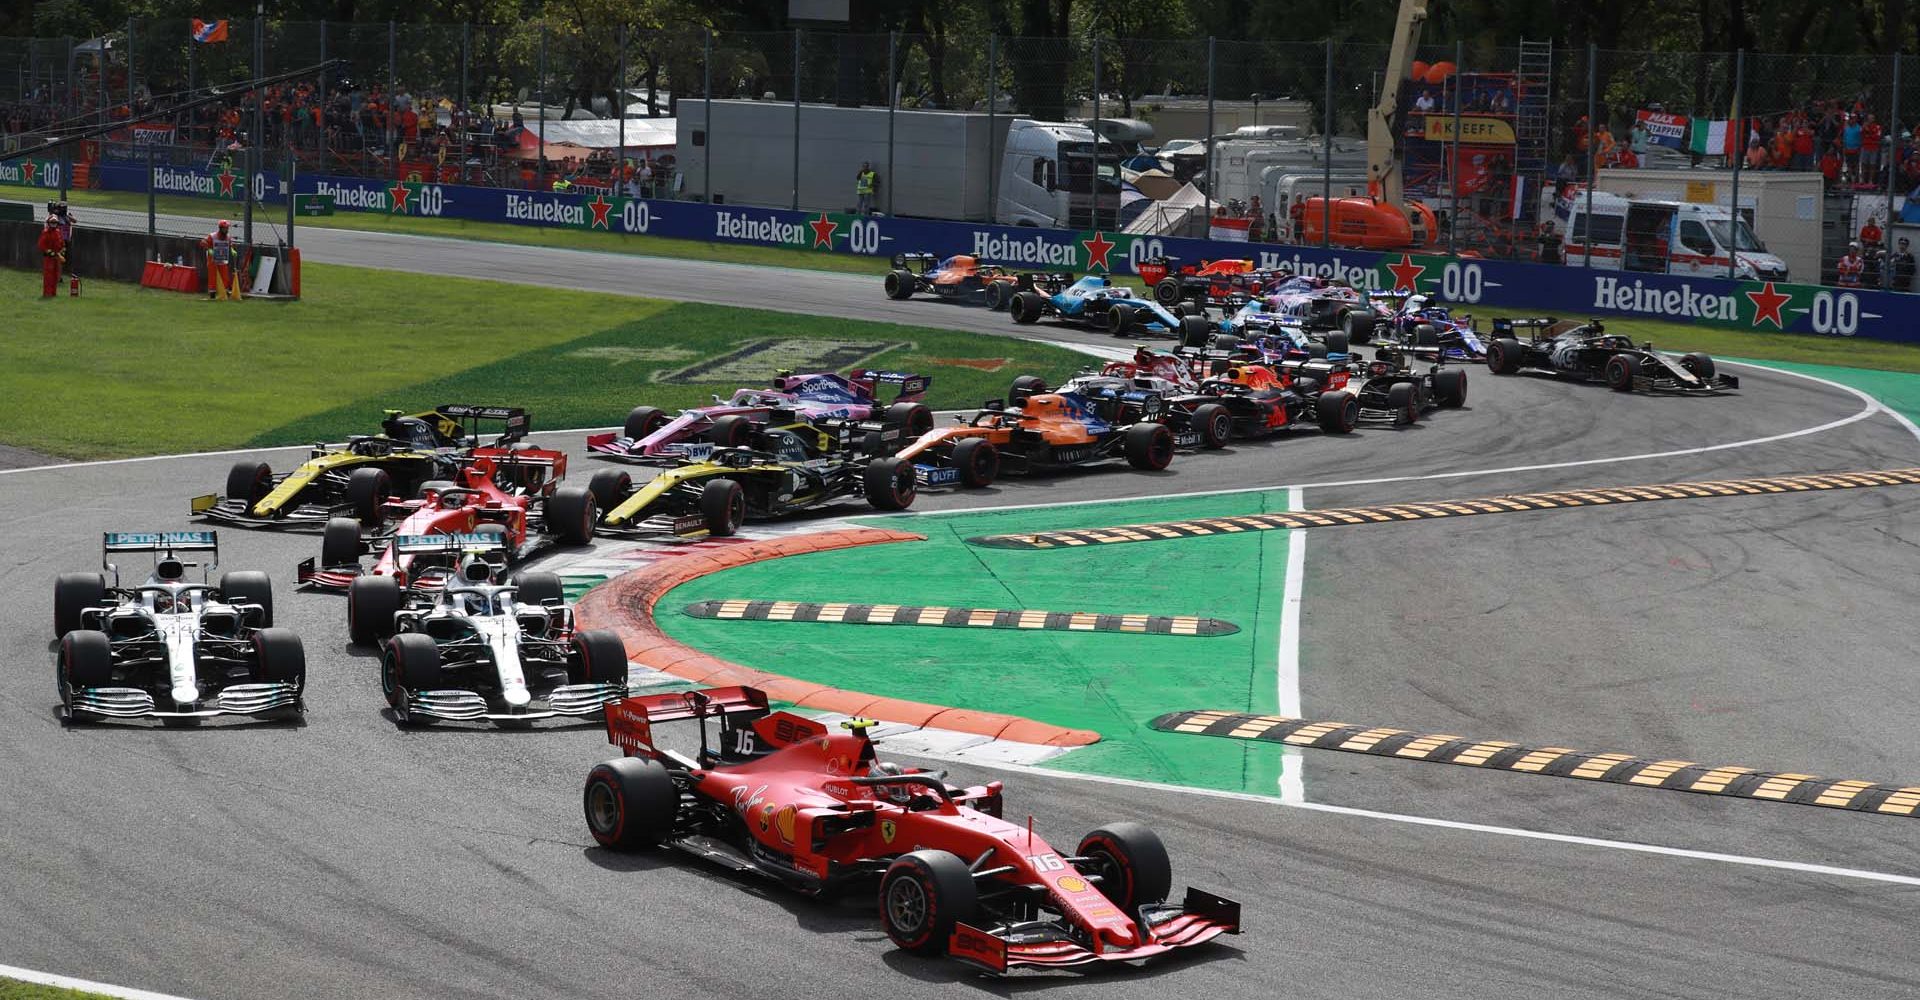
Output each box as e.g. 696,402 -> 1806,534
90,163 -> 1920,343
1635,110 -> 1690,151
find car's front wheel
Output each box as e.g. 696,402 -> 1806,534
878,850 -> 980,955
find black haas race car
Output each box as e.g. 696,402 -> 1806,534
1486,318 -> 1739,393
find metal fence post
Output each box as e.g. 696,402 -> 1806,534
1583,43 -> 1595,268
317,22 -> 326,114
886,30 -> 896,217
1093,37 -> 1103,233
537,25 -> 547,190
387,20 -> 396,97
987,35 -> 998,219
1322,38 -> 1332,248
1449,39 -> 1462,256
618,24 -> 627,178
126,17 -> 134,112
1204,36 -> 1214,226
460,23 -> 469,115
1885,52 -> 1901,289
146,141 -> 156,254
792,28 -> 802,210
702,27 -> 712,204
1727,48 -> 1743,279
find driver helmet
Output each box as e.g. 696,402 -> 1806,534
383,416 -> 439,449
1589,319 -> 1606,334
868,761 -> 913,804
155,558 -> 186,581
1406,294 -> 1430,313
217,219 -> 230,232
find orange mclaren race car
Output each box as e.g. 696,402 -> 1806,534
883,252 -> 1027,310
895,385 -> 1179,489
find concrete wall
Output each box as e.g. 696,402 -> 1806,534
1,219 -> 209,284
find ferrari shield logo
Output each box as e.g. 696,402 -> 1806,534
880,819 -> 897,844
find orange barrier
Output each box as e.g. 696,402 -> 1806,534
575,527 -> 1102,748
139,260 -> 204,293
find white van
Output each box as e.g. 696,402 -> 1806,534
1559,190 -> 1789,280
996,118 -> 1127,228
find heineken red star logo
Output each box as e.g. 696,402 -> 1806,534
809,213 -> 839,248
1081,231 -> 1116,272
21,161 -> 36,185
587,194 -> 614,230
1745,281 -> 1791,329
216,168 -> 238,197
387,181 -> 412,214
1386,253 -> 1426,293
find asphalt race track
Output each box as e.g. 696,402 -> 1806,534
4,215 -> 1920,998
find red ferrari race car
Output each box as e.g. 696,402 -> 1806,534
296,445 -> 596,592
582,687 -> 1240,973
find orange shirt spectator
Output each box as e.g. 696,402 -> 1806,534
1861,218 -> 1883,246
1745,141 -> 1768,169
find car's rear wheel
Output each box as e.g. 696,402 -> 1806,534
1192,403 -> 1232,449
346,467 -> 393,526
1605,354 -> 1640,391
384,633 -> 443,724
569,629 -> 629,687
623,405 -> 668,441
699,479 -> 746,536
1306,342 -> 1329,359
543,485 -> 598,546
348,574 -> 402,647
884,268 -> 915,300
1488,337 -> 1524,375
951,438 -> 999,488
1210,333 -> 1241,352
321,517 -> 362,569
863,457 -> 918,511
1124,422 -> 1176,470
1324,331 -> 1350,355
252,628 -> 305,694
982,281 -> 1010,311
885,402 -> 934,438
513,570 -> 565,607
583,756 -> 680,850
587,469 -> 633,513
1180,315 -> 1213,349
1681,352 -> 1717,380
1343,309 -> 1376,344
1432,368 -> 1468,408
1008,375 -> 1048,407
1386,382 -> 1420,425
706,414 -> 754,449
1154,277 -> 1184,307
226,460 -> 272,508
1316,390 -> 1359,433
1414,323 -> 1440,347
1010,291 -> 1043,324
1076,822 -> 1173,912
879,850 -> 980,955
54,572 -> 106,638
219,570 -> 274,627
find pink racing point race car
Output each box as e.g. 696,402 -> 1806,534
586,369 -> 936,464
582,686 -> 1241,973
295,446 -> 596,601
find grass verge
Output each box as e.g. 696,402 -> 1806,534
0,265 -> 1092,460
0,977 -> 121,1000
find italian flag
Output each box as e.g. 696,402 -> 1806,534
1688,118 -> 1741,157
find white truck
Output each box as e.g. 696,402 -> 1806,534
1556,190 -> 1791,281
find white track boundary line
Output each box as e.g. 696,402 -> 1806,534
0,962 -> 198,1000
1277,485 -> 1306,805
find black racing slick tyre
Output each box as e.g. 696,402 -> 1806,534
545,486 -> 598,546
570,629 -> 629,687
1432,368 -> 1468,408
1192,403 -> 1233,449
951,437 -> 999,488
1306,342 -> 1329,359
587,469 -> 633,514
1386,382 -> 1420,425
1316,390 -> 1359,433
513,570 -> 565,607
1076,822 -> 1173,912
347,574 -> 402,646
60,630 -> 114,694
1180,315 -> 1213,350
622,406 -> 668,442
1488,337 -> 1524,375
879,850 -> 981,956
1681,352 -> 1717,380
1154,276 -> 1185,307
226,460 -> 272,508
1210,333 -> 1241,353
863,457 -> 918,511
700,479 -> 747,536
219,570 -> 274,627
383,633 -> 444,723
1008,375 -> 1048,407
321,517 -> 363,569
884,268 -> 916,300
982,281 -> 1011,311
1103,303 -> 1136,336
53,572 -> 107,638
1323,331 -> 1350,355
583,756 -> 680,850
346,467 -> 392,526
1010,291 -> 1044,324
1124,423 -> 1176,471
1605,354 -> 1640,392
884,402 -> 935,439
252,628 -> 306,692
706,414 -> 754,449
1342,309 -> 1376,344
1414,323 -> 1440,347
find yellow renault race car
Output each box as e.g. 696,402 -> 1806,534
584,423 -> 916,536
191,405 -> 530,527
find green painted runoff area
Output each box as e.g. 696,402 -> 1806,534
658,488 -> 1300,795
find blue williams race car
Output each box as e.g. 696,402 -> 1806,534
1008,274 -> 1201,338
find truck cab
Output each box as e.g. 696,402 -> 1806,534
1561,190 -> 1789,281
997,118 -> 1125,228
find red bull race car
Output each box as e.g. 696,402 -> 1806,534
1136,256 -> 1288,308
883,252 -> 1026,309
586,369 -> 933,463
583,686 -> 1240,973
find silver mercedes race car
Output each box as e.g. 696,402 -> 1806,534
346,537 -> 631,727
53,531 -> 305,724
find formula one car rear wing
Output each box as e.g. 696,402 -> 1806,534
606,686 -> 780,763
848,368 -> 932,400
891,251 -> 939,271
388,404 -> 531,448
1490,316 -> 1558,335
102,531 -> 219,583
